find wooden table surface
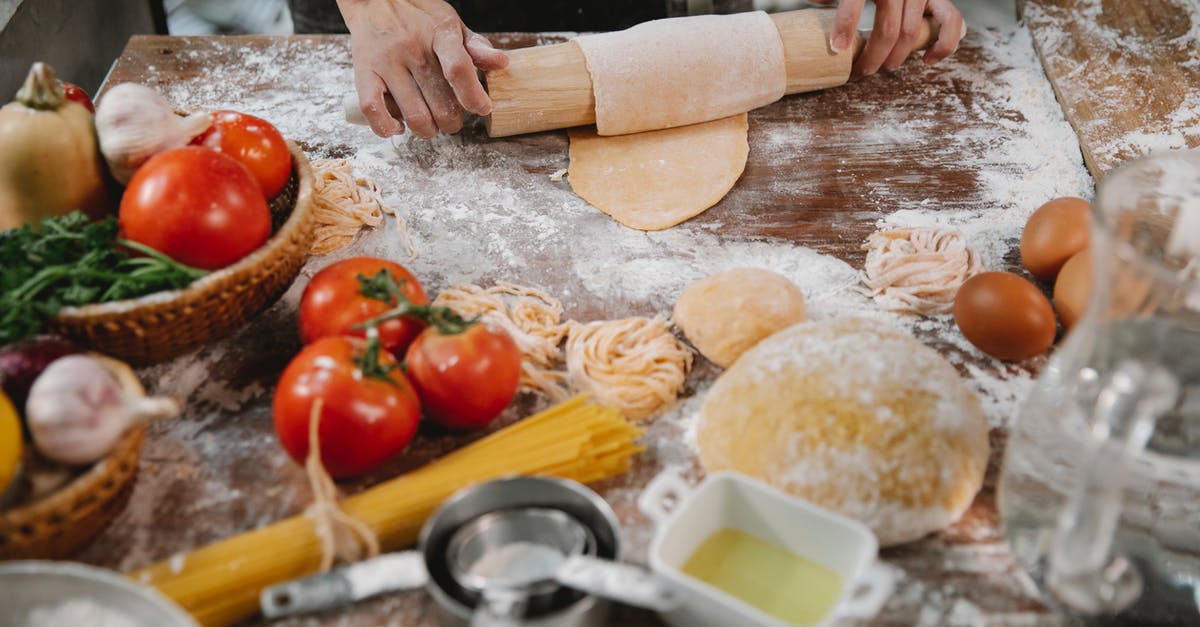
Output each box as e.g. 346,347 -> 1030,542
1023,0 -> 1200,180
66,3 -> 1147,625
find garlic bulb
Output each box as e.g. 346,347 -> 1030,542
26,355 -> 179,466
95,83 -> 211,184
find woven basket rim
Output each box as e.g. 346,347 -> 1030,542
0,425 -> 145,525
0,356 -> 148,526
53,140 -> 314,320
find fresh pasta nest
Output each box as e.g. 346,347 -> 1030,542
47,141 -> 316,365
859,227 -> 982,315
566,316 -> 692,421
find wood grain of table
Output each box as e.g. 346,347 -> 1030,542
1024,0 -> 1200,180
68,8 -> 1114,625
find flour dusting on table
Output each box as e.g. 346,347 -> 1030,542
82,4 -> 1090,624
1024,0 -> 1200,171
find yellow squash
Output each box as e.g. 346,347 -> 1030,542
0,62 -> 111,231
0,390 -> 21,497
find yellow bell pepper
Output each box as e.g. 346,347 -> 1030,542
0,390 -> 22,496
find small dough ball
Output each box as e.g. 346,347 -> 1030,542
1054,249 -> 1092,330
697,318 -> 989,546
1020,196 -> 1092,283
673,268 -> 806,368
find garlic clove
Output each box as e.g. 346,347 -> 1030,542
26,354 -> 178,466
95,83 -> 212,185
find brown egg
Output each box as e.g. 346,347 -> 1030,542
954,272 -> 1057,361
1020,197 -> 1092,283
1054,249 -> 1092,330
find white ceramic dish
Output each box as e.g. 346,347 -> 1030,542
0,560 -> 197,627
638,471 -> 894,627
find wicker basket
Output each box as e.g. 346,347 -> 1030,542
47,141 -> 316,365
0,356 -> 154,559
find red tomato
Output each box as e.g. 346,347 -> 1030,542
192,110 -> 292,198
405,323 -> 521,430
299,257 -> 429,356
273,336 -> 421,478
60,81 -> 94,113
120,146 -> 270,270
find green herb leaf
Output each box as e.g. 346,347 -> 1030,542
0,211 -> 210,343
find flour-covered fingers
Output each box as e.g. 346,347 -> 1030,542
413,59 -> 465,135
431,21 -> 490,117
923,0 -> 965,64
354,71 -> 405,137
854,0 -> 901,76
463,28 -> 509,71
883,0 -> 929,70
830,0 -> 865,52
383,69 -> 438,138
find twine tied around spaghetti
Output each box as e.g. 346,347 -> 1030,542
304,397 -> 381,572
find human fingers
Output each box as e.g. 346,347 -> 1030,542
354,69 -> 405,137
923,0 -> 965,64
830,0 -> 865,52
412,57 -> 465,134
882,0 -> 928,70
854,0 -> 901,76
381,67 -> 439,138
431,22 -> 492,116
464,28 -> 509,71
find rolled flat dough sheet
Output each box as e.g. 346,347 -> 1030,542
575,11 -> 786,136
567,113 -> 749,231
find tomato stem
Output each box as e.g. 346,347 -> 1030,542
355,326 -> 400,383
357,269 -> 407,306
353,271 -> 477,336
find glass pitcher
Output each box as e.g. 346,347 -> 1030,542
999,150 -> 1200,625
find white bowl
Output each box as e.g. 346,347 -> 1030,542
0,560 -> 197,627
639,471 -> 894,627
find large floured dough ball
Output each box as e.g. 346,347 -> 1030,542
673,268 -> 806,368
697,318 -> 989,546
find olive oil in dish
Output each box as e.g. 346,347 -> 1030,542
681,527 -> 842,626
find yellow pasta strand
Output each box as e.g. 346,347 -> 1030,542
127,397 -> 640,627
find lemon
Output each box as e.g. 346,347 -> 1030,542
0,390 -> 22,496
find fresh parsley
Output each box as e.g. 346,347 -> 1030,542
0,212 -> 209,343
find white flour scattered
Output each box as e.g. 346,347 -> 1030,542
89,1 -> 1097,623
21,599 -> 141,627
1024,0 -> 1200,170
141,39 -> 355,146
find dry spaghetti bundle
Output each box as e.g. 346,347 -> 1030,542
309,158 -> 415,258
129,397 -> 641,627
859,227 -> 982,315
434,282 -> 571,400
565,316 -> 692,421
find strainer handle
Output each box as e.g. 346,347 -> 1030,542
637,471 -> 693,525
259,551 -> 427,619
837,562 -> 896,619
556,554 -> 682,613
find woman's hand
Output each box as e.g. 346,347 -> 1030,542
814,0 -> 965,77
338,0 -> 509,138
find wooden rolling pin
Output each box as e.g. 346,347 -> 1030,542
344,9 -> 941,137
